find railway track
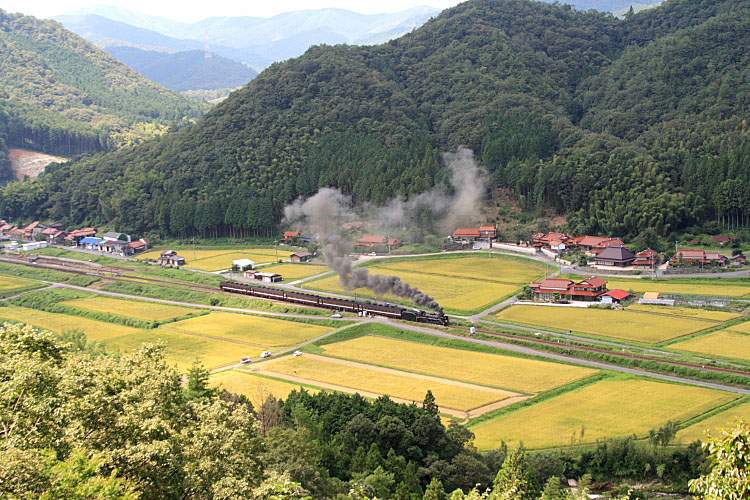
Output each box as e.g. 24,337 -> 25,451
455,325 -> 750,377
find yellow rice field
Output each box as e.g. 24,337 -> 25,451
0,305 -> 142,341
677,402 -> 750,443
307,271 -> 519,313
728,320 -> 750,334
496,305 -> 712,343
627,304 -> 742,322
258,263 -> 329,280
470,378 -> 737,450
602,278 -> 750,298
137,248 -> 297,271
373,256 -> 547,285
165,312 -> 333,347
63,296 -> 197,321
263,356 -> 508,411
669,330 -> 750,361
0,275 -> 40,291
321,335 -> 597,393
210,370 -> 320,407
105,329 -> 251,370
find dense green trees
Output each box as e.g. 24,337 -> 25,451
2,0 -> 750,239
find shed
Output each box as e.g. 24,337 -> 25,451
601,289 -> 630,304
232,258 -> 255,271
290,252 -> 313,263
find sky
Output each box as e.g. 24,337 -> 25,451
1,0 -> 464,22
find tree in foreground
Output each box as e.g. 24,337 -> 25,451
689,418 -> 749,500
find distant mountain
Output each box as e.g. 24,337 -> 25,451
0,9 -> 207,182
106,47 -> 257,91
55,6 -> 440,71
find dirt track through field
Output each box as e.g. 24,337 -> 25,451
253,353 -> 530,419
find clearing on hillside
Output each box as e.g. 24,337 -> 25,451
166,312 -> 334,347
669,330 -> 750,362
0,305 -> 142,341
469,377 -> 737,450
63,296 -> 198,321
320,335 -> 597,393
677,401 -> 750,443
496,305 -> 713,343
259,355 -> 512,412
210,370 -> 320,407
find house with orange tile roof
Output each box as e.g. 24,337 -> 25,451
529,276 -> 608,302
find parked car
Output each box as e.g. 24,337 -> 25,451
240,356 -> 252,364
331,313 -> 342,318
260,351 -> 272,358
293,350 -> 303,357
472,244 -> 481,250
369,252 -> 377,256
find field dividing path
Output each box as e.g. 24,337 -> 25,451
376,319 -> 750,395
252,353 -> 530,419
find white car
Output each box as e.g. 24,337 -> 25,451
331,313 -> 342,318
369,252 -> 377,256
260,351 -> 272,358
240,356 -> 252,364
472,244 -> 481,250
293,350 -> 303,357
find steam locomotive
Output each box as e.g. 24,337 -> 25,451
219,281 -> 450,326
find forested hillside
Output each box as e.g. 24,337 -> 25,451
0,10 -> 207,182
2,0 -> 749,238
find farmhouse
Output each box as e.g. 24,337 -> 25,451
23,221 -> 46,240
158,250 -> 186,267
290,251 -> 313,262
102,231 -> 131,242
480,225 -> 497,240
280,231 -> 300,244
595,245 -> 636,267
532,232 -> 572,251
245,270 -> 282,283
633,248 -> 659,268
453,228 -> 481,242
78,236 -> 101,250
529,276 -> 608,302
65,228 -> 97,245
356,235 -> 401,249
41,227 -> 67,243
670,249 -> 728,266
730,254 -> 747,266
128,238 -> 150,254
712,235 -> 735,245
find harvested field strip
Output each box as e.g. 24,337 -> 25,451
306,271 -> 519,314
62,296 -> 198,321
729,320 -> 750,334
669,330 -> 750,362
677,401 -> 750,443
371,255 -> 546,285
321,335 -> 597,393
496,305 -> 712,344
105,329 -> 251,370
167,312 -> 333,347
186,251 -> 295,271
0,305 -> 142,341
0,275 -> 40,291
469,377 -> 737,450
261,354 -> 511,412
210,370 -> 320,407
599,278 -> 750,298
626,304 -> 741,322
257,263 -> 329,280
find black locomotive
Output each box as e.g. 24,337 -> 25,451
219,281 -> 449,326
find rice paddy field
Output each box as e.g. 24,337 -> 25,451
0,275 -> 40,292
306,270 -> 519,314
668,330 -> 750,362
258,263 -> 329,280
138,247 -> 298,271
599,277 -> 750,298
496,305 -> 713,343
372,255 -> 547,285
320,335 -> 597,393
210,370 -> 320,407
470,378 -> 738,450
62,296 -> 198,321
0,305 -> 142,341
262,355 -> 510,411
729,320 -> 750,333
626,304 -> 743,322
165,312 -> 334,347
677,401 -> 750,443
105,329 -> 249,370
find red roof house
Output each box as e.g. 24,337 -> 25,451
602,289 -> 630,303
280,231 -> 300,244
529,276 -> 608,302
633,248 -> 659,268
452,228 -> 481,240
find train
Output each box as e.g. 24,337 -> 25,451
219,281 -> 450,326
